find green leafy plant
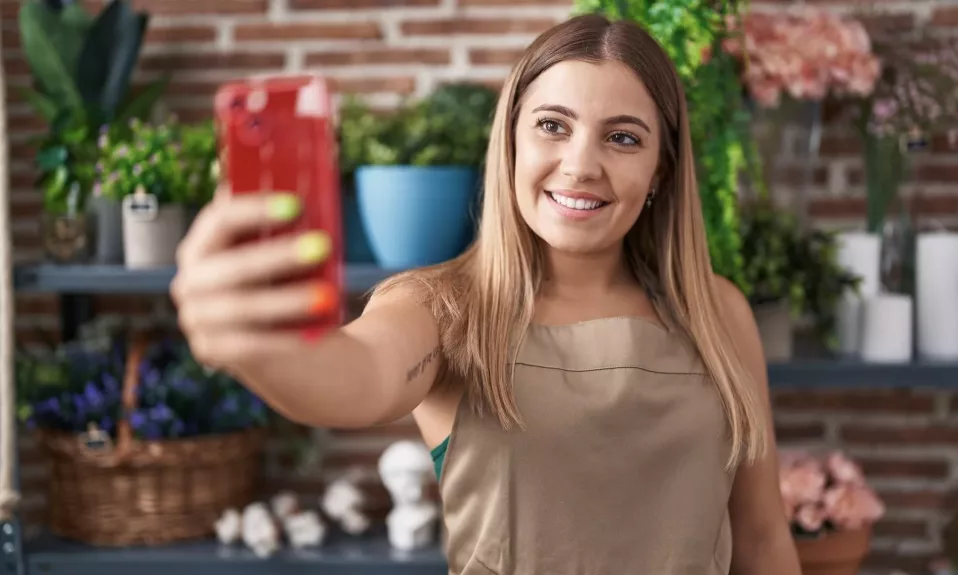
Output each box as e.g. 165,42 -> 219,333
96,118 -> 218,207
18,0 -> 169,213
574,0 -> 751,289
338,82 -> 499,177
740,199 -> 860,349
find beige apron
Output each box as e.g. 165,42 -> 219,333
438,317 -> 737,575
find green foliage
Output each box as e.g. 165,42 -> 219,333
740,199 -> 860,349
18,0 -> 169,212
338,82 -> 499,176
573,0 -> 750,289
96,118 -> 218,207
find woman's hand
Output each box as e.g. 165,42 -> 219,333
170,187 -> 335,372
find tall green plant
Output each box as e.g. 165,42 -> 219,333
18,0 -> 169,214
573,0 -> 751,290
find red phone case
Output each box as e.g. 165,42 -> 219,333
214,75 -> 344,333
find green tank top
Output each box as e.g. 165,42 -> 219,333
431,436 -> 449,479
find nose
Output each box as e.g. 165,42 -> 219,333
559,136 -> 602,182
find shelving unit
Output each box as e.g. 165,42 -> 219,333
10,263 -> 958,575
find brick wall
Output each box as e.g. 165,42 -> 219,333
6,0 -> 958,573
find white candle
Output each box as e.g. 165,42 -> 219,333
916,232 -> 958,360
835,231 -> 882,356
860,294 -> 913,364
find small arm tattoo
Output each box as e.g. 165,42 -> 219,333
406,345 -> 441,383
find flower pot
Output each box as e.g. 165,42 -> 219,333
356,165 -> 479,270
343,187 -> 375,264
916,232 -> 958,360
860,293 -> 913,364
122,193 -> 187,268
42,212 -> 92,263
88,196 -> 124,264
835,232 -> 881,356
752,300 -> 793,361
794,526 -> 871,575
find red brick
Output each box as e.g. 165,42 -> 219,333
145,25 -> 217,44
932,6 -> 958,27
774,422 -> 826,442
140,52 -> 286,73
234,22 -> 382,42
130,0 -> 267,15
864,550 -> 937,574
819,134 -> 862,157
92,295 -> 158,316
291,0 -> 438,8
401,18 -> 555,36
877,489 -> 951,510
306,48 -> 451,67
843,424 -> 958,446
469,48 -> 525,66
773,165 -> 828,187
460,0 -> 569,4
772,390 -> 935,414
859,458 -> 950,479
16,294 -> 58,316
914,163 -> 958,183
808,195 -> 958,219
872,519 -> 929,539
327,77 -> 417,95
860,12 -> 916,34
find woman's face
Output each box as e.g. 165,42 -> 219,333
514,59 -> 662,256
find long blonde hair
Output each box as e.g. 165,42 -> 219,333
373,14 -> 767,469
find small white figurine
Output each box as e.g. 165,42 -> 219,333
214,508 -> 241,545
270,491 -> 299,521
282,510 -> 327,549
321,474 -> 370,536
241,502 -> 281,558
378,440 -> 440,551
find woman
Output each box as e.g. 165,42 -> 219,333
172,13 -> 801,575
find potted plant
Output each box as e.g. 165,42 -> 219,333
739,199 -> 860,360
17,0 -> 169,264
339,82 -> 498,270
97,118 -> 217,268
780,449 -> 885,575
15,325 -> 269,546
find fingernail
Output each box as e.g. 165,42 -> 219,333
309,282 -> 338,315
268,193 -> 301,221
296,231 -> 332,263
301,326 -> 330,342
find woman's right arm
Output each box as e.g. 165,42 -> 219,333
171,189 -> 442,429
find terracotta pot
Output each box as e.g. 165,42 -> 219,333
794,526 -> 871,575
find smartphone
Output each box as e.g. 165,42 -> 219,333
214,74 -> 344,332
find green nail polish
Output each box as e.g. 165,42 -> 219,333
268,194 -> 301,221
296,231 -> 331,263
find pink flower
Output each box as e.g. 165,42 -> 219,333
826,451 -> 866,485
823,483 -> 886,530
780,457 -> 826,509
795,503 -> 827,532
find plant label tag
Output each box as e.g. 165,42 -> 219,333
78,423 -> 113,453
123,187 -> 159,222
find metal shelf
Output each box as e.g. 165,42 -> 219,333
12,263 -> 398,295
24,533 -> 446,575
767,359 -> 958,387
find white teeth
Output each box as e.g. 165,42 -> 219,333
549,192 -> 603,210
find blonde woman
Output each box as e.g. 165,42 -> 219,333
172,14 -> 801,575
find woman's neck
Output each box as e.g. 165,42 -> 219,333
538,243 -> 634,300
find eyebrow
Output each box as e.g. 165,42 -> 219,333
531,104 -> 652,134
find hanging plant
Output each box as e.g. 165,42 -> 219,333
573,0 -> 751,291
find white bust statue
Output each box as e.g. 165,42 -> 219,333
378,440 -> 439,551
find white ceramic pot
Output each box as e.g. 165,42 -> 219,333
122,192 -> 186,268
860,294 -> 913,364
916,232 -> 958,360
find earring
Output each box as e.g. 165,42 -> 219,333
646,187 -> 655,208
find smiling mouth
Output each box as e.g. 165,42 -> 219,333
546,191 -> 610,211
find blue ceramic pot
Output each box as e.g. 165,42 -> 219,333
356,165 -> 480,269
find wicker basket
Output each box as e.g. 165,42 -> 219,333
35,334 -> 267,546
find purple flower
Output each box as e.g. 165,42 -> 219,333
83,382 -> 104,409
